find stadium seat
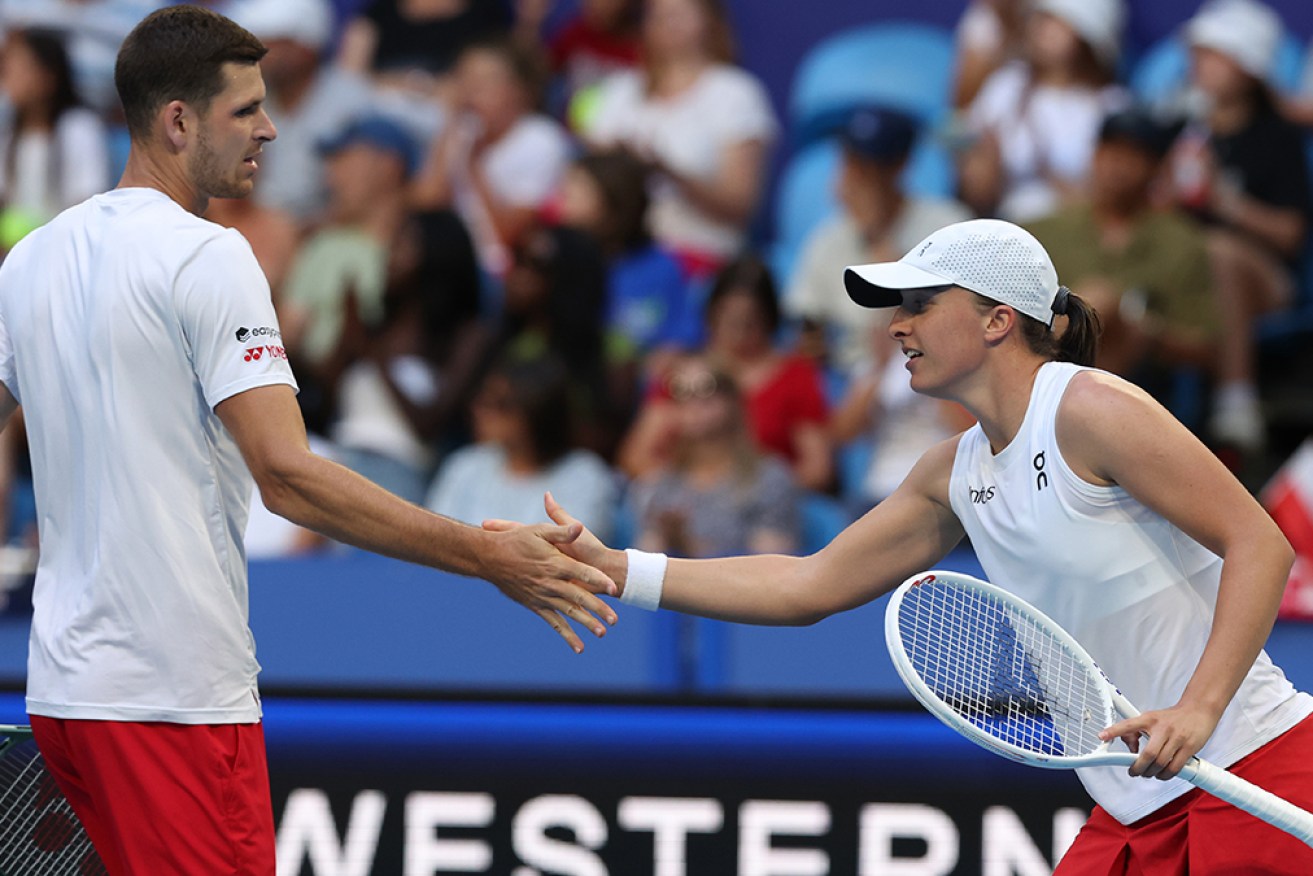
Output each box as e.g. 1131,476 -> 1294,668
788,21 -> 956,146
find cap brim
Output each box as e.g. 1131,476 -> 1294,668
844,262 -> 952,308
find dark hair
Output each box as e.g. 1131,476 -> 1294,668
971,289 -> 1101,366
492,355 -> 574,466
573,148 -> 652,254
704,254 -> 781,336
459,37 -> 548,112
8,29 -> 81,122
115,5 -> 267,141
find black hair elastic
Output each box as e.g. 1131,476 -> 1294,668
1052,285 -> 1071,316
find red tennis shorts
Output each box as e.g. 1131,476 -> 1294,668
1055,714 -> 1313,875
30,715 -> 276,876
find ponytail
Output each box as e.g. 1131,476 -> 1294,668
972,289 -> 1102,366
1052,291 -> 1101,366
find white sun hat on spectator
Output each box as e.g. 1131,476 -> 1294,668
1185,0 -> 1283,82
226,0 -> 335,53
1034,0 -> 1127,67
844,219 -> 1068,328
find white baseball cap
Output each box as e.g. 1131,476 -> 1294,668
844,219 -> 1066,327
226,0 -> 335,52
1035,0 -> 1126,67
1185,0 -> 1283,82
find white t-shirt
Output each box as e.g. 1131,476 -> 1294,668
587,65 -> 778,259
426,444 -> 618,543
968,62 -> 1127,221
0,107 -> 111,222
449,112 -> 572,276
0,187 -> 298,724
949,362 -> 1313,823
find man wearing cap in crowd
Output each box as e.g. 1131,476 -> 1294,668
1026,105 -> 1218,403
277,113 -> 422,429
1164,0 -> 1309,455
534,215 -> 1313,873
784,104 -> 970,371
225,0 -> 375,225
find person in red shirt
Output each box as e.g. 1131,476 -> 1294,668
618,255 -> 832,491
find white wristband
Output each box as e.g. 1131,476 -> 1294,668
621,549 -> 666,611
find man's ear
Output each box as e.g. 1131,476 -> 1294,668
162,100 -> 191,151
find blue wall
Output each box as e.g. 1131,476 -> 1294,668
2,548 -> 1311,698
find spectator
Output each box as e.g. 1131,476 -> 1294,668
784,105 -> 972,372
413,38 -> 572,279
619,255 -> 833,492
517,0 -> 642,125
631,360 -> 798,558
331,211 -> 485,503
0,0 -> 161,115
336,0 -> 511,101
278,113 -> 421,432
829,323 -> 972,511
0,28 -> 110,251
1166,0 -> 1310,452
555,148 -> 692,360
952,0 -> 1031,110
426,356 -> 618,542
1027,107 -> 1218,401
226,0 -> 376,226
958,0 -> 1128,221
582,0 -> 777,278
488,223 -> 618,454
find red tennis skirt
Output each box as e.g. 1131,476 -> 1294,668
1055,714 -> 1313,875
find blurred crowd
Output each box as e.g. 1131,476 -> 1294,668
0,0 -> 1311,562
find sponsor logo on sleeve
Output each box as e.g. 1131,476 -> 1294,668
235,326 -> 281,343
243,345 -> 288,363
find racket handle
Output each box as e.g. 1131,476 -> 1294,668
1179,757 -> 1313,847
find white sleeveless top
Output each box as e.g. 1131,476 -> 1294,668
949,361 -> 1313,824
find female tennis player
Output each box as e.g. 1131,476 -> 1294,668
492,218 -> 1313,872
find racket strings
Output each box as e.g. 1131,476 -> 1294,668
896,580 -> 1109,758
0,734 -> 105,876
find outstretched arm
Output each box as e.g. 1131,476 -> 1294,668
491,437 -> 966,627
217,384 -> 617,653
1059,372 -> 1294,780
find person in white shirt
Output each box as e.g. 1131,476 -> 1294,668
412,37 -> 572,278
0,27 -> 110,248
519,219 -> 1313,874
958,0 -> 1128,222
0,8 -> 615,874
581,0 -> 777,276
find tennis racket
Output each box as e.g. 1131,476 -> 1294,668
884,570 -> 1313,847
0,725 -> 105,875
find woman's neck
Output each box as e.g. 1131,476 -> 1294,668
648,56 -> 710,97
1207,92 -> 1256,136
502,438 -> 541,475
954,355 -> 1046,455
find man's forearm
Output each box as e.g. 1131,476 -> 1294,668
260,450 -> 489,578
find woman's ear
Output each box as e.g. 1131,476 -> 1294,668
982,304 -> 1018,346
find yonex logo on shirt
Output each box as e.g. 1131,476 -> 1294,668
243,345 -> 287,363
235,326 -> 280,343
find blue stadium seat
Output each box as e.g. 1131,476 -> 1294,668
789,21 -> 956,145
1131,31 -> 1307,106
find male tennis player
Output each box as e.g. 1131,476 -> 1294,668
0,7 -> 616,874
510,219 -> 1313,872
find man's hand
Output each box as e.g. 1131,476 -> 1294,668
478,514 -> 618,654
1099,701 -> 1223,781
